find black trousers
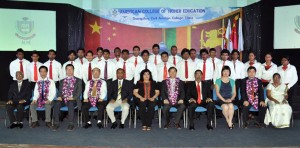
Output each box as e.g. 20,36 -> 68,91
188,101 -> 215,126
82,101 -> 106,123
234,79 -> 243,107
53,100 -> 76,125
138,100 -> 156,127
6,102 -> 27,123
288,84 -> 296,106
242,104 -> 267,124
30,82 -> 36,90
105,79 -> 113,88
163,103 -> 185,124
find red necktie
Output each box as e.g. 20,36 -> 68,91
154,55 -> 157,65
123,62 -> 126,79
185,60 -> 188,79
88,62 -> 92,80
197,82 -> 202,104
222,61 -> 225,68
173,56 -> 176,66
163,62 -> 167,80
34,62 -> 38,82
19,61 -> 23,73
49,61 -> 53,79
80,59 -> 83,64
202,61 -> 206,80
234,61 -> 236,70
104,61 -> 108,80
134,57 -> 137,67
212,58 -> 215,70
282,65 -> 288,71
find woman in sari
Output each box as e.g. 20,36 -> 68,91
264,73 -> 292,128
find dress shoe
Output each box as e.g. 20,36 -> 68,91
119,124 -> 125,129
52,124 -> 59,131
8,123 -> 18,129
67,125 -> 74,131
175,123 -> 181,130
164,123 -> 170,130
30,122 -> 39,128
97,123 -> 103,129
207,124 -> 213,130
18,123 -> 23,129
83,123 -> 92,129
111,122 -> 118,129
45,122 -> 52,128
189,126 -> 195,131
243,122 -> 249,129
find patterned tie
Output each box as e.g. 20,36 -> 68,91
154,55 -> 157,65
202,61 -> 206,81
185,60 -> 188,79
41,80 -> 45,100
123,62 -> 126,79
88,62 -> 92,81
117,81 -> 122,100
197,82 -> 201,104
49,61 -> 53,79
163,62 -> 167,80
19,61 -> 23,73
104,61 -> 108,80
34,62 -> 38,82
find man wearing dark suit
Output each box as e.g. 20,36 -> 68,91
107,68 -> 133,129
186,70 -> 215,130
6,71 -> 31,129
241,66 -> 267,128
161,67 -> 185,129
52,64 -> 82,131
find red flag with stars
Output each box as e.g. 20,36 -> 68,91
84,12 -> 102,52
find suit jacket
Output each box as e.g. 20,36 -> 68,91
185,81 -> 212,103
58,77 -> 82,100
7,80 -> 32,103
161,79 -> 185,102
108,79 -> 133,101
241,77 -> 264,102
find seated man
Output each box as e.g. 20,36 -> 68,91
107,68 -> 133,129
161,67 -> 185,129
30,66 -> 56,128
82,67 -> 107,129
6,71 -> 31,129
241,66 -> 267,128
52,64 -> 82,131
186,70 -> 215,130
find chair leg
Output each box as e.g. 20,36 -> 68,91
183,110 -> 186,128
134,109 -> 137,128
159,109 -> 161,128
80,112 -> 83,127
29,110 -> 32,127
104,110 -> 107,127
129,108 -> 131,128
77,110 -> 79,127
186,109 -> 188,128
214,109 -> 216,128
238,109 -> 240,128
4,111 -> 7,128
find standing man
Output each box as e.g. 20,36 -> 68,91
44,49 -> 62,88
93,47 -> 104,63
213,49 -> 236,83
231,50 -> 245,106
190,48 -> 201,65
27,51 -> 43,89
111,47 -> 123,64
98,49 -> 117,87
134,50 -> 157,84
149,44 -> 162,65
9,48 -> 30,80
168,45 -> 182,66
62,50 -> 82,79
82,50 -> 97,84
207,48 -> 221,71
128,45 -> 143,67
75,48 -> 87,65
116,49 -> 135,83
176,48 -> 195,83
196,49 -> 214,88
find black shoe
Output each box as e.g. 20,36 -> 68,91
45,122 -> 52,128
97,123 -> 103,129
119,124 -> 125,129
243,122 -> 249,129
30,122 -> 39,128
175,123 -> 181,130
111,122 -> 118,129
207,124 -> 213,130
83,123 -> 92,129
52,124 -> 59,131
67,125 -> 74,131
164,123 -> 170,130
189,126 -> 195,131
18,123 -> 23,129
8,123 -> 18,129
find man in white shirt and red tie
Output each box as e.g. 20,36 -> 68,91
62,50 -> 83,79
75,48 -> 87,65
9,48 -> 30,80
98,49 -> 117,87
149,44 -> 162,65
244,51 -> 262,79
207,48 -> 221,71
277,55 -> 298,106
231,50 -> 245,107
92,47 -> 104,63
134,50 -> 158,84
190,48 -> 201,65
176,48 -> 195,83
27,51 -> 43,89
44,49 -> 63,88
213,49 -> 236,83
128,45 -> 143,67
111,47 -> 123,64
196,49 -> 214,88
168,45 -> 182,66
116,49 -> 135,83
82,50 -> 97,84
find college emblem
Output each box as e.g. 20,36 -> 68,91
15,17 -> 36,40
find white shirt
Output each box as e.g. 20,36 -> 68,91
213,60 -> 236,83
92,56 -> 104,63
149,54 -> 162,65
111,57 -> 124,64
168,55 -> 182,66
191,58 -> 201,65
244,60 -> 262,79
62,61 -> 83,79
44,60 -> 63,82
98,59 -> 117,80
26,61 -> 43,82
277,64 -> 298,88
9,58 -> 30,80
75,57 -> 88,65
232,60 -> 246,79
83,79 -> 107,100
156,62 -> 175,82
82,61 -> 98,84
128,55 -> 143,67
261,62 -> 277,82
195,60 -> 214,80
176,59 -> 196,81
116,60 -> 135,81
207,57 -> 221,70
33,77 -> 56,101
134,61 -> 157,84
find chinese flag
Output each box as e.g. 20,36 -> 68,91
84,12 -> 101,52
231,15 -> 238,50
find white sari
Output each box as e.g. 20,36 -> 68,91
264,83 -> 292,128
